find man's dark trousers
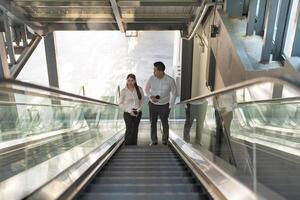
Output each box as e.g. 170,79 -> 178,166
148,102 -> 170,143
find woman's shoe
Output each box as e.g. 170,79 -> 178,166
149,142 -> 158,146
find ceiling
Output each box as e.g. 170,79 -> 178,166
0,0 -> 207,35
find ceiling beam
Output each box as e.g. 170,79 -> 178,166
3,14 -> 17,64
11,35 -> 42,78
0,33 -> 11,79
118,0 -> 202,7
109,0 -> 125,32
14,0 -> 201,7
0,0 -> 46,34
14,1 -> 111,8
30,17 -> 191,24
47,23 -> 119,31
126,23 -> 187,30
30,18 -> 116,24
46,22 -> 186,31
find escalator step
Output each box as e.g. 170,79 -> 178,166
78,192 -> 209,200
113,155 -> 179,159
104,162 -> 185,167
111,158 -> 178,162
107,161 -> 184,166
120,149 -> 172,153
78,146 -> 211,200
116,152 -> 175,156
84,183 -> 204,193
92,177 -> 196,184
104,166 -> 186,171
99,171 -> 190,177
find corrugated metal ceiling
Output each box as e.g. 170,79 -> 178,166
0,0 -> 206,35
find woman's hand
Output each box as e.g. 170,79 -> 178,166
130,111 -> 138,117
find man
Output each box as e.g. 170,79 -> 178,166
183,101 -> 207,144
145,61 -> 177,145
213,92 -> 236,157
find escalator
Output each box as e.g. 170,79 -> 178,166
78,145 -> 211,200
1,77 -> 300,200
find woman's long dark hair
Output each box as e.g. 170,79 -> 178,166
127,74 -> 142,100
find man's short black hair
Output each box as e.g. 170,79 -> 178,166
153,61 -> 165,71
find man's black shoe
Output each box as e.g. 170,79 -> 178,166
162,141 -> 168,145
149,142 -> 158,146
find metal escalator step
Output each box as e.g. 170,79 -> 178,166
106,162 -> 184,167
92,177 -> 196,184
120,149 -> 172,153
113,155 -> 179,159
104,162 -> 185,167
104,166 -> 186,171
109,158 -> 180,162
119,151 -> 173,153
116,150 -> 174,153
114,150 -> 173,153
121,145 -> 170,148
109,158 -> 182,163
99,171 -> 190,177
78,146 -> 211,200
121,146 -> 171,148
84,183 -> 204,193
109,159 -> 183,165
116,152 -> 175,155
78,192 -> 209,200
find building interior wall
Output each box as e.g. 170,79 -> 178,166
190,6 -> 300,97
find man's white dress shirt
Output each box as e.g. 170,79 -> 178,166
145,74 -> 177,108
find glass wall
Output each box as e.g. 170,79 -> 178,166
170,79 -> 300,199
0,81 -> 124,182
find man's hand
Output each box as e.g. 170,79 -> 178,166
150,96 -> 158,103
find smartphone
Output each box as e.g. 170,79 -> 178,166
132,108 -> 138,115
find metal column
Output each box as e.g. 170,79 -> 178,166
3,14 -> 16,65
225,0 -> 245,17
180,39 -> 193,101
0,32 -> 10,79
272,84 -> 283,98
260,0 -> 280,63
255,0 -> 267,36
246,0 -> 258,36
273,0 -> 292,61
0,32 -> 17,131
291,2 -> 300,57
44,32 -> 59,88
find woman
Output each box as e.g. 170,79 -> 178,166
119,74 -> 144,145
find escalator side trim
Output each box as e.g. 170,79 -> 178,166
169,138 -> 224,200
60,136 -> 124,200
169,131 -> 257,200
25,132 -> 124,200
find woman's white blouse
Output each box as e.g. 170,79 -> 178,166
119,86 -> 144,113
